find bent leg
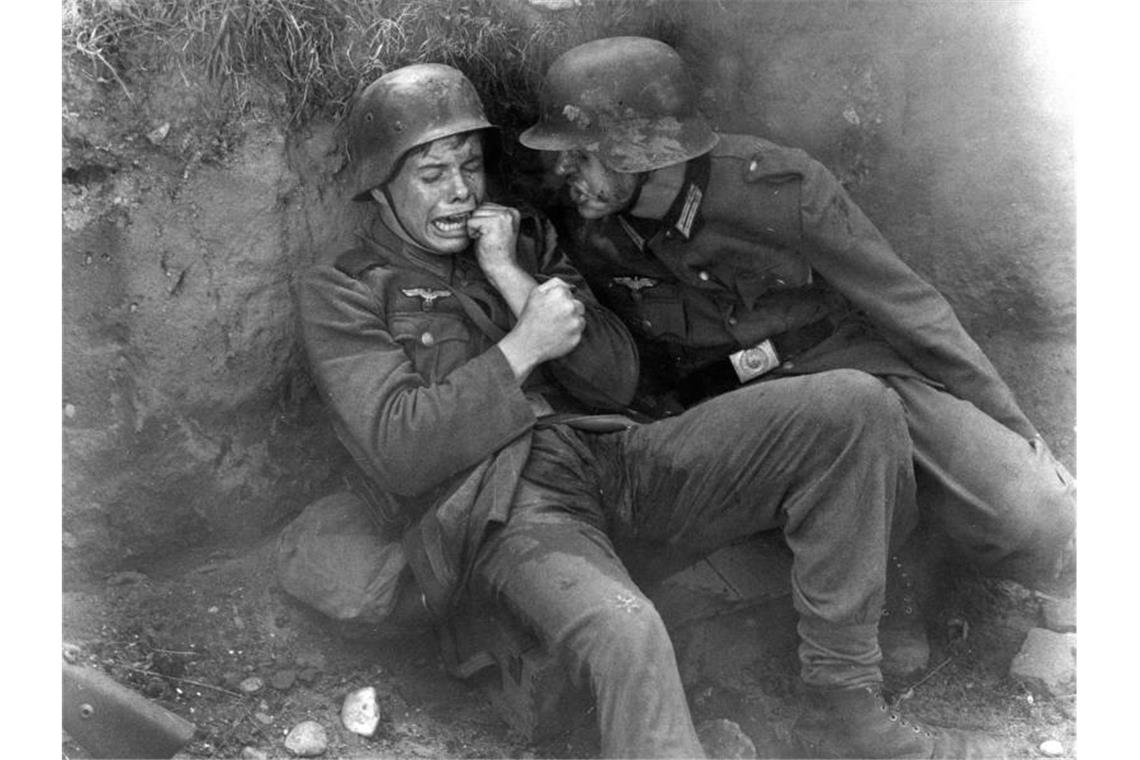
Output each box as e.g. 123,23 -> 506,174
471,482 -> 703,759
597,369 -> 917,689
881,375 -> 1076,588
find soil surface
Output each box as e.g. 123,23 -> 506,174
62,537 -> 1076,759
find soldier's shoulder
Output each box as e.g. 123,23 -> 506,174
711,133 -> 820,179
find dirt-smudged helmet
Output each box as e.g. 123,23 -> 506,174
345,63 -> 493,200
519,37 -> 717,173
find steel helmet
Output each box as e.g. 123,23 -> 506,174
519,37 -> 717,173
344,63 -> 494,200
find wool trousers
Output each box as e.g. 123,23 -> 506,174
471,369 -> 915,758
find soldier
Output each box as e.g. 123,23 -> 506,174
294,62 -> 1000,758
521,34 -> 1076,754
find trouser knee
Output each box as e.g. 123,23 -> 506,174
804,370 -> 910,453
565,595 -> 673,681
1003,484 -> 1075,585
805,370 -> 904,423
938,469 -> 1076,587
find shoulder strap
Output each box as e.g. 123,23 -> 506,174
334,245 -> 387,279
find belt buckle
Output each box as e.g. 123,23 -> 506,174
729,339 -> 780,383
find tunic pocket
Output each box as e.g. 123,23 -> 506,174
389,312 -> 472,382
637,291 -> 689,342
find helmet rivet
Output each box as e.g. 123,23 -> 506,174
394,120 -> 404,133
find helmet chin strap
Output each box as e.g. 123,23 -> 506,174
379,185 -> 422,247
624,172 -> 649,213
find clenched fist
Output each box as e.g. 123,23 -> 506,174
467,202 -> 521,274
498,277 -> 586,378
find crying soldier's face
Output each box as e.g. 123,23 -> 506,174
553,148 -> 641,220
376,132 -> 487,255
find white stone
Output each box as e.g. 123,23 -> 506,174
1010,629 -> 1077,698
527,0 -> 578,9
1039,739 -> 1064,757
238,676 -> 264,694
146,122 -> 171,145
284,720 -> 328,757
696,718 -> 756,759
341,686 -> 382,737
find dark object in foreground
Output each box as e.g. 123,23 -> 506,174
63,661 -> 197,759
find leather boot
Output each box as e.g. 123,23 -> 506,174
792,685 -> 1006,759
880,552 -> 931,681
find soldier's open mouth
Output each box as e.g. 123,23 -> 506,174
432,213 -> 471,234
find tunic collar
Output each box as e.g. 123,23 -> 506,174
619,152 -> 711,250
359,215 -> 459,281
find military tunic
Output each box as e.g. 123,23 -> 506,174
299,209 -> 921,757
561,133 -> 1075,583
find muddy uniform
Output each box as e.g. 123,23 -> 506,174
560,133 -> 1076,585
300,211 -> 916,758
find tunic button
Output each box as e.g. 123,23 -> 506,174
775,277 -> 786,286
698,270 -> 710,282
727,317 -> 738,326
782,361 -> 795,370
421,332 -> 435,347
641,319 -> 653,330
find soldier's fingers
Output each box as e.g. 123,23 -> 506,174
537,277 -> 569,293
470,203 -> 518,221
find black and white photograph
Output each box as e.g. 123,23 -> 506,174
55,1 -> 1097,757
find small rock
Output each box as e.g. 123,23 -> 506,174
106,571 -> 148,586
241,747 -> 269,760
1010,628 -> 1077,698
341,686 -> 382,737
146,122 -> 171,145
284,720 -> 328,757
271,669 -> 297,690
295,652 -> 327,670
254,712 -> 273,725
527,0 -> 580,10
1040,596 -> 1076,633
64,403 -> 77,418
239,676 -> 264,695
696,718 -> 756,759
1039,738 -> 1064,756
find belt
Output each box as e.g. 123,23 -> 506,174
768,317 -> 836,361
674,318 -> 836,406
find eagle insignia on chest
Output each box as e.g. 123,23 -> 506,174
612,276 -> 659,293
401,287 -> 452,311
